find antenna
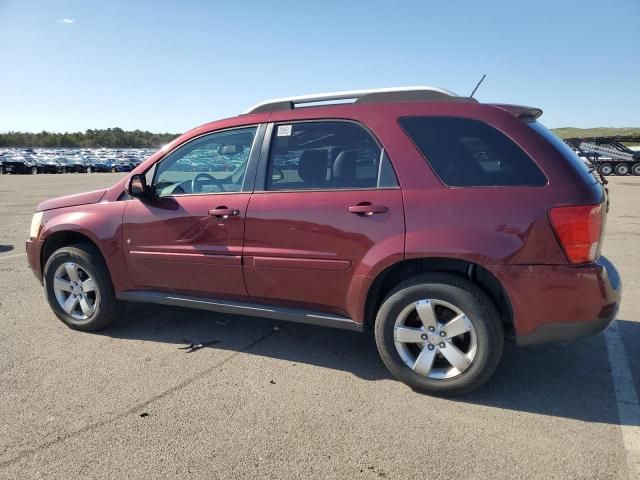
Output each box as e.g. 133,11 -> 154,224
470,74 -> 486,98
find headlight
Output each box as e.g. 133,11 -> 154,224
29,212 -> 43,239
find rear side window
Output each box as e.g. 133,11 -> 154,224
266,121 -> 398,191
399,116 -> 547,187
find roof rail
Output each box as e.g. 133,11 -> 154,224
244,86 -> 467,114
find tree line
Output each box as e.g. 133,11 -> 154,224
0,128 -> 181,148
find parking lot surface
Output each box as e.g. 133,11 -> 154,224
0,173 -> 638,479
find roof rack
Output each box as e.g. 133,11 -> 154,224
244,86 -> 473,114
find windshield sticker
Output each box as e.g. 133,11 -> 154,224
277,125 -> 292,137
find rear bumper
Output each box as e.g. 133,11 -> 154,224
515,313 -> 617,345
491,256 -> 621,345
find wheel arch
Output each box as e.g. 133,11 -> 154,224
41,230 -> 108,278
363,257 -> 514,335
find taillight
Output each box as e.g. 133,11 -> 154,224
548,204 -> 603,264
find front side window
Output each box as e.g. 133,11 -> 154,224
399,116 -> 547,187
153,126 -> 257,196
266,121 -> 398,191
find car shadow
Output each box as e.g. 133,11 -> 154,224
0,245 -> 14,254
103,304 -> 639,426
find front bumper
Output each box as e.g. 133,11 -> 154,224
3,163 -> 30,173
26,238 -> 43,283
491,256 -> 621,345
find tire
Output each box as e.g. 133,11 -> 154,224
0,166 -> 4,175
632,163 -> 640,176
598,163 -> 613,176
86,166 -> 92,173
374,273 -> 504,396
111,166 -> 117,173
31,166 -> 38,175
615,163 -> 629,176
43,243 -> 124,332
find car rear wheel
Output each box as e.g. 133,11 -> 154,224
31,166 -> 38,174
43,243 -> 124,331
631,162 -> 640,176
374,273 -> 503,396
598,163 -> 613,176
86,166 -> 92,173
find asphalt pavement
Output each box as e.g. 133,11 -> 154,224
0,172 -> 638,479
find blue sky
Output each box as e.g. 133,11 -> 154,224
0,0 -> 638,133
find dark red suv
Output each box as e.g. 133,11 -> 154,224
26,87 -> 621,395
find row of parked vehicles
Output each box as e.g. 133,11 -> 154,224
0,148 -> 155,175
566,136 -> 640,176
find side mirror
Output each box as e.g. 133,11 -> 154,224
271,168 -> 284,182
128,173 -> 150,198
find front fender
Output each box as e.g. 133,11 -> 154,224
39,201 -> 134,291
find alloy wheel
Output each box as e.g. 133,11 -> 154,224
52,262 -> 99,323
393,299 -> 477,379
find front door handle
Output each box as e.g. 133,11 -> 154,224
208,206 -> 240,219
348,203 -> 388,216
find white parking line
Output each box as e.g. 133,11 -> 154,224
0,253 -> 26,260
605,322 -> 640,478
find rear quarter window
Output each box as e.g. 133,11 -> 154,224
399,116 -> 547,187
528,121 -> 598,185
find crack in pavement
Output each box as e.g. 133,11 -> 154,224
0,328 -> 275,469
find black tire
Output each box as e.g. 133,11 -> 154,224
631,163 -> 640,176
374,273 -> 504,396
615,163 -> 629,176
0,166 -> 4,175
31,166 -> 38,175
111,166 -> 117,173
598,163 -> 613,176
86,166 -> 92,173
43,243 -> 124,332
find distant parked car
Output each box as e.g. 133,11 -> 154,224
35,158 -> 64,174
57,157 -> 88,173
110,160 -> 133,172
85,157 -> 114,173
1,155 -> 40,174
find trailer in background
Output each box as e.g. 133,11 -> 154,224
564,136 -> 640,176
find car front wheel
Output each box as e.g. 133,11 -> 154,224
374,273 -> 504,396
43,243 -> 124,331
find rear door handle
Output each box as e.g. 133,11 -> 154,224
348,203 -> 388,216
208,206 -> 240,219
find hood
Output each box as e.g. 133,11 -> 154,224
37,189 -> 108,212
